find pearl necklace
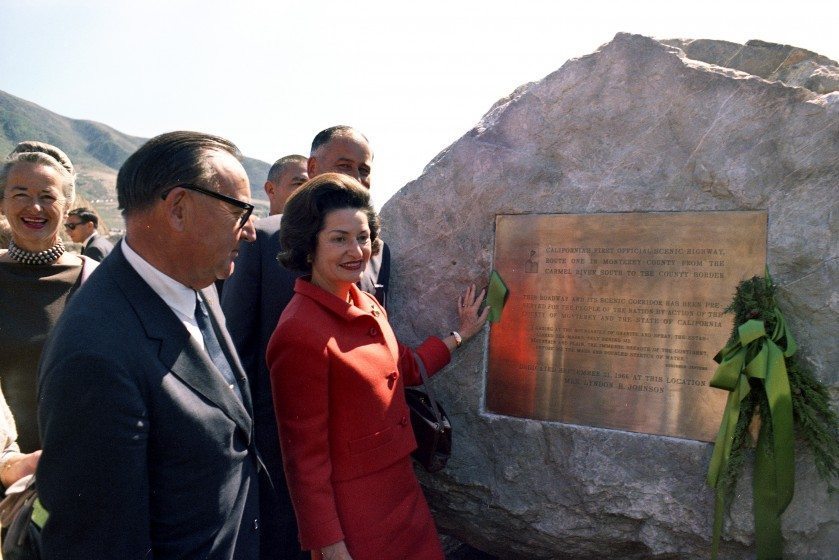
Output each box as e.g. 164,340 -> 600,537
7,239 -> 66,265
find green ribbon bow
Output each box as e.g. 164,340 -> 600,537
707,312 -> 796,559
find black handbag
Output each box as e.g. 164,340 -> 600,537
406,353 -> 452,473
0,475 -> 43,560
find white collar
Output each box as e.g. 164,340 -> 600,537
121,238 -> 198,324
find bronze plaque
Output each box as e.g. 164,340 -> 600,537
486,211 -> 767,441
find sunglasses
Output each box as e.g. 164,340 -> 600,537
162,184 -> 254,230
64,221 -> 87,230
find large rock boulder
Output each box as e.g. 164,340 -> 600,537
661,38 -> 839,94
380,33 -> 838,559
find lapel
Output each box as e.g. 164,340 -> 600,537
109,243 -> 253,443
358,250 -> 382,295
295,278 -> 371,323
200,284 -> 254,415
295,279 -> 399,359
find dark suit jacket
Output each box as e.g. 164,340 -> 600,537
82,232 -> 114,262
37,242 -> 260,560
221,215 -> 304,559
358,240 -> 390,308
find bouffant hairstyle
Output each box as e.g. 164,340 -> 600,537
0,141 -> 76,204
279,173 -> 381,272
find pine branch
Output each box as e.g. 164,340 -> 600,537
788,360 -> 839,487
718,392 -> 757,508
715,273 -> 838,507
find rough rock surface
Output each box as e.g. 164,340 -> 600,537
661,38 -> 839,94
380,33 -> 838,559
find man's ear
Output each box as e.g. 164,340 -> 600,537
307,157 -> 316,177
162,188 -> 188,232
264,181 -> 275,198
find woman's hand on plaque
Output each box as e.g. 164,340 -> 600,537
457,283 -> 489,342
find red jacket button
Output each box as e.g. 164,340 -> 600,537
369,327 -> 378,336
399,415 -> 409,426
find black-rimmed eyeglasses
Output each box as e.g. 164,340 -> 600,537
161,184 -> 254,230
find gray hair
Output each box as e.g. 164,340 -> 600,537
0,141 -> 76,205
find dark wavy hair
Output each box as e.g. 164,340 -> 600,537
279,173 -> 381,272
67,207 -> 99,228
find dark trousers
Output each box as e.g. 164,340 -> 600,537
257,422 -> 308,560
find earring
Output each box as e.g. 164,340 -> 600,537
306,254 -> 313,264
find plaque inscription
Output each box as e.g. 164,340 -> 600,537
486,211 -> 767,441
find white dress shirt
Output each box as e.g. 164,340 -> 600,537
121,239 -> 206,350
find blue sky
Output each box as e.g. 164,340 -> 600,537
1,0 -> 836,208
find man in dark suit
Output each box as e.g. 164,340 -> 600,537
264,154 -> 308,216
64,207 -> 114,261
221,211 -> 304,560
307,126 -> 390,304
38,131 -> 262,560
221,126 -> 389,560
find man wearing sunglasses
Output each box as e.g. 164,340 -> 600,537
38,131 -> 262,559
65,207 -> 114,261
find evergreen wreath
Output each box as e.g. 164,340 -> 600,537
706,272 -> 838,559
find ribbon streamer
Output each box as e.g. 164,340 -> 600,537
707,313 -> 795,559
487,270 -> 509,324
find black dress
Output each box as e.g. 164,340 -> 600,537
0,261 -> 82,452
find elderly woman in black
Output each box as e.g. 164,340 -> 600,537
0,141 -> 96,467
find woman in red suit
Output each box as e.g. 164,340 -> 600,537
267,173 -> 488,560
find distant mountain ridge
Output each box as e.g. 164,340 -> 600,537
0,88 -> 271,228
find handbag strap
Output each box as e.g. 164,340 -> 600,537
411,351 -> 443,427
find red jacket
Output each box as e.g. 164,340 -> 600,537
266,279 -> 450,550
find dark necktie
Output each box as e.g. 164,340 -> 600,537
194,294 -> 243,402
